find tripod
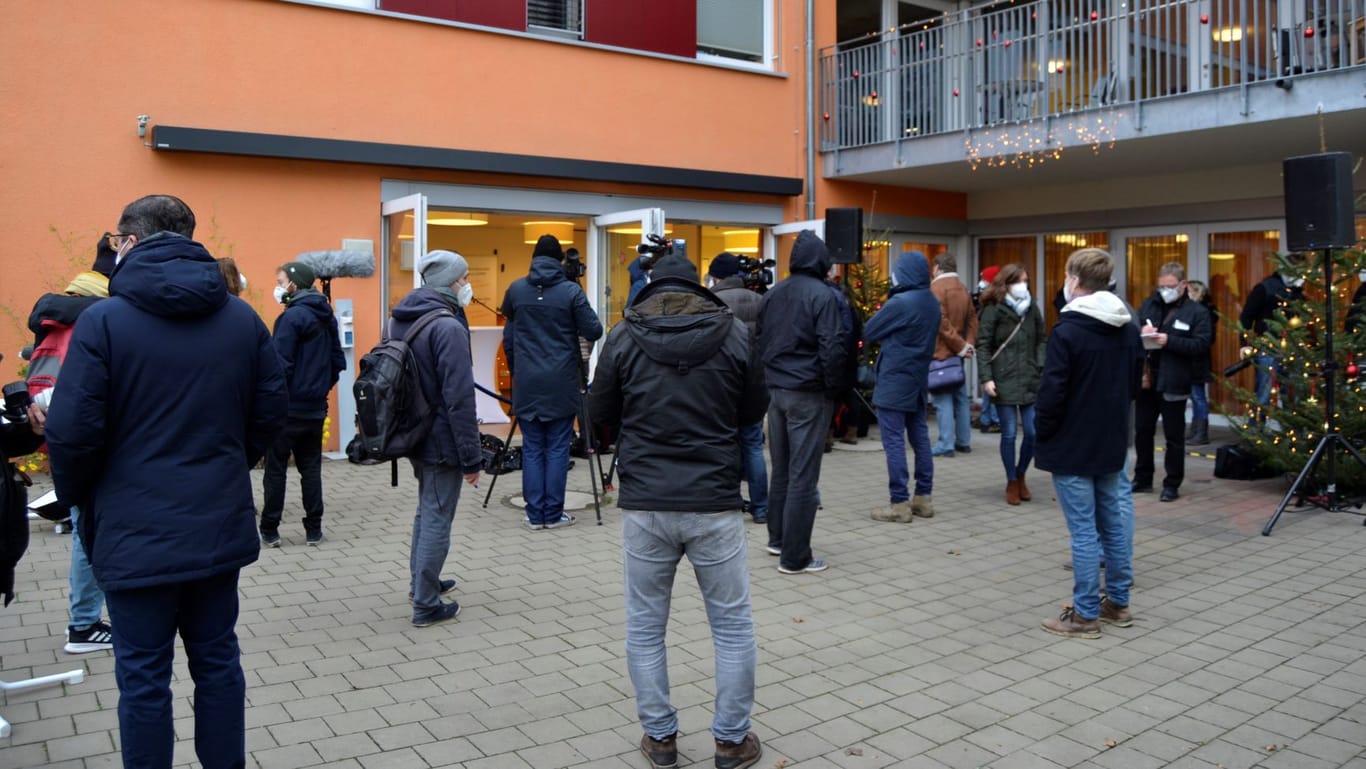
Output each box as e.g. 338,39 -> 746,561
1262,248 -> 1366,535
475,383 -> 604,526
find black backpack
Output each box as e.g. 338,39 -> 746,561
353,309 -> 453,462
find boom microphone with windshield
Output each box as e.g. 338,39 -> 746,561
294,249 -> 377,300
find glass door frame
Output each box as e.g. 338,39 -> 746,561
380,193 -> 427,333
588,207 -> 666,324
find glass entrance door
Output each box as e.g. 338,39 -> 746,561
589,208 -> 665,331
1205,226 -> 1282,416
1118,229 -> 1191,315
380,193 -> 427,327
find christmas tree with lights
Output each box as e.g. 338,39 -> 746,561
843,259 -> 892,387
1227,246 -> 1366,492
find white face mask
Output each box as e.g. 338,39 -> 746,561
1063,275 -> 1076,304
1282,273 -> 1305,288
1008,283 -> 1030,301
273,286 -> 288,305
1158,286 -> 1181,304
977,280 -> 989,292
457,282 -> 474,307
1359,270 -> 1366,283
239,274 -> 247,291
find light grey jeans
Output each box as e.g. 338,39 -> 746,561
622,510 -> 756,743
409,459 -> 462,614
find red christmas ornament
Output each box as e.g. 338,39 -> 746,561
976,38 -> 983,46
1348,364 -> 1360,377
1004,40 -> 1012,47
1090,10 -> 1099,20
1304,26 -> 1314,37
822,112 -> 830,121
871,90 -> 878,99
953,88 -> 960,96
1200,13 -> 1209,23
852,70 -> 860,79
856,280 -> 864,288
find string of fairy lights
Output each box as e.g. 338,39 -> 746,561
964,111 -> 1121,170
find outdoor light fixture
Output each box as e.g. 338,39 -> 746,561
723,230 -> 761,254
1212,27 -> 1243,42
1209,252 -> 1237,260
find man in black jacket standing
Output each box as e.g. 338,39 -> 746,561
501,234 -> 603,529
1133,262 -> 1212,502
1238,253 -> 1306,407
260,261 -> 346,547
708,253 -> 767,523
756,231 -> 843,574
590,253 -> 768,769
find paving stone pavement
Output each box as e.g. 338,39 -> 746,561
3,424 -> 1365,768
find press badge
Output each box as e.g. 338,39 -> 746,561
1173,319 -> 1191,331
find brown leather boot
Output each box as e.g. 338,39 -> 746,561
1041,606 -> 1101,639
1006,480 -> 1021,506
1017,472 -> 1032,501
839,426 -> 859,445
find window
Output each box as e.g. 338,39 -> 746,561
698,0 -> 765,63
528,0 -> 582,36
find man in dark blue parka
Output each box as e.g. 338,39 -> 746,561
863,251 -> 940,522
500,234 -> 603,528
260,261 -> 345,546
45,194 -> 288,769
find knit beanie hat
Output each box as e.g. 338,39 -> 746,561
92,236 -> 117,277
981,265 -> 1001,285
418,249 -> 469,287
708,253 -> 741,279
532,234 -> 564,261
66,271 -> 110,298
282,262 -> 316,288
648,253 -> 699,284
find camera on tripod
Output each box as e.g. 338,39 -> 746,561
736,255 -> 776,291
563,248 -> 586,281
636,234 -> 675,271
1,382 -> 31,425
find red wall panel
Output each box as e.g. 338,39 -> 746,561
455,0 -> 523,31
379,0 -> 458,22
585,0 -> 695,58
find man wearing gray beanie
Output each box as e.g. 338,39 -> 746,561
388,249 -> 483,626
499,234 -> 603,529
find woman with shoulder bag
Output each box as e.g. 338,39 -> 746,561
976,263 -> 1047,505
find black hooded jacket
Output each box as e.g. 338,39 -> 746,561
589,278 -> 769,512
272,289 -> 346,419
756,231 -> 844,396
500,255 -> 603,421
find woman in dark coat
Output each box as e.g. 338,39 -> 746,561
976,263 -> 1047,505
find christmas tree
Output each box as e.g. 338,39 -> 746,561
843,259 -> 893,385
1226,246 -> 1366,492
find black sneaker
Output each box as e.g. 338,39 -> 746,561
714,732 -> 762,769
412,601 -> 462,627
260,529 -> 281,548
639,732 -> 678,769
306,530 -> 324,546
64,621 -> 113,654
409,579 -> 457,600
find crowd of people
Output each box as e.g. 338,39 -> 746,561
7,193 -> 1345,769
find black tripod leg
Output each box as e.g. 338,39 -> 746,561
483,417 -> 518,509
1263,434 -> 1333,536
578,399 -> 603,526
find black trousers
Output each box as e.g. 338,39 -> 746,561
260,417 -> 326,535
1134,391 -> 1186,490
766,389 -> 833,571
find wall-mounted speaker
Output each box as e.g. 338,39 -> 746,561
825,207 -> 863,264
1283,152 -> 1356,252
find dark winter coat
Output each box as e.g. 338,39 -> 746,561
45,233 -> 288,592
976,300 -> 1046,406
711,276 -> 762,331
1136,292 -> 1213,397
389,288 -> 484,473
626,256 -> 649,312
862,252 -> 940,412
500,256 -> 603,421
756,231 -> 844,396
1193,295 -> 1217,384
1035,292 -> 1143,477
1,420 -> 44,606
1238,273 -> 1303,339
272,289 -> 346,419
589,278 -> 768,512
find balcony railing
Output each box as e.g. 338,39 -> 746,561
820,0 -> 1366,151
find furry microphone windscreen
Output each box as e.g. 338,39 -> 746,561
294,250 -> 377,279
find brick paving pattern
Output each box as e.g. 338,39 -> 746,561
2,425 -> 1364,768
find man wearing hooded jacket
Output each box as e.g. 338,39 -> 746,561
590,253 -> 768,769
260,261 -> 346,546
756,231 -> 844,574
501,234 -> 603,529
46,194 -> 288,769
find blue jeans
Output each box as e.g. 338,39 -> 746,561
409,459 -> 461,612
877,406 -> 933,501
738,422 -> 767,520
1253,353 -> 1276,406
521,416 -> 575,525
1190,382 -> 1209,422
105,570 -> 246,769
996,403 -> 1036,481
622,510 -> 755,743
980,395 -> 999,427
1052,471 -> 1134,620
930,382 -> 971,452
68,505 -> 105,630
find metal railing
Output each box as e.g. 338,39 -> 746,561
820,0 -> 1366,150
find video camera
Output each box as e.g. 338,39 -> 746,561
1,382 -> 31,425
636,233 -> 675,271
563,247 -> 586,281
736,255 -> 776,292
